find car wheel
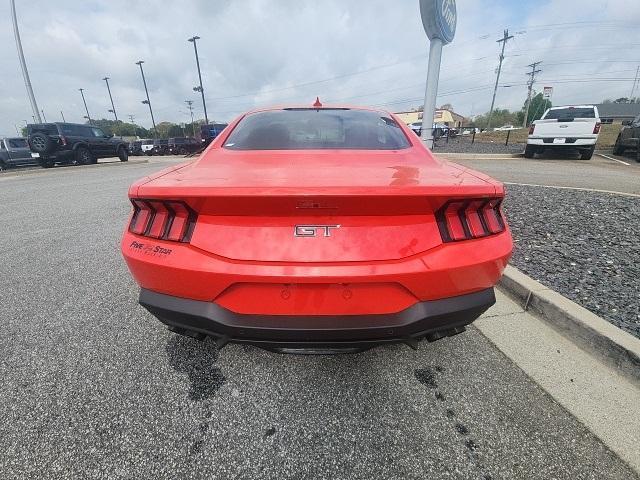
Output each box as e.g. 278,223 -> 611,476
579,146 -> 595,160
636,147 -> 640,163
612,135 -> 625,155
524,144 -> 536,158
28,132 -> 54,155
0,161 -> 7,172
40,159 -> 54,168
73,147 -> 92,166
118,146 -> 129,162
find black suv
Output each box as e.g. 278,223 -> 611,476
168,137 -> 199,155
613,114 -> 640,162
27,122 -> 129,168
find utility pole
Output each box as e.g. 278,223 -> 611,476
185,100 -> 196,137
41,109 -> 47,122
79,88 -> 92,124
102,77 -> 118,121
523,61 -> 542,127
188,36 -> 209,125
630,65 -> 640,102
11,0 -> 41,123
136,60 -> 157,137
486,29 -> 513,130
60,110 -> 66,122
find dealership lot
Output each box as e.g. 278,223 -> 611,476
1,157 -> 638,479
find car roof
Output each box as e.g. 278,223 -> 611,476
548,105 -> 595,110
243,104 -> 394,116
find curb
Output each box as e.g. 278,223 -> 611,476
499,265 -> 640,385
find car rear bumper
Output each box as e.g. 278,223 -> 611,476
139,286 -> 495,351
527,137 -> 597,147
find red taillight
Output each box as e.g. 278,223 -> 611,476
128,198 -> 197,243
436,198 -> 505,243
528,124 -> 535,135
593,122 -> 601,134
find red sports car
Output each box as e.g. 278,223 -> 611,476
121,104 -> 512,353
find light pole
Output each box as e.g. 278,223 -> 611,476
41,109 -> 47,122
61,111 -> 66,122
136,60 -> 157,137
11,0 -> 41,123
102,76 -> 118,121
79,88 -> 92,124
188,35 -> 209,125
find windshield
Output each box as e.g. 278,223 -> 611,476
223,109 -> 411,150
8,138 -> 28,148
544,107 -> 595,120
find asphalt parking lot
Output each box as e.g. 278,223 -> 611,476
1,157 -> 638,479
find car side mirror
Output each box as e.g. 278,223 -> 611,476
622,120 -> 631,126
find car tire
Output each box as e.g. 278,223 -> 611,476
73,147 -> 92,166
580,146 -> 595,160
524,144 -> 536,158
28,132 -> 55,155
0,160 -> 7,172
636,146 -> 640,163
612,135 -> 625,155
118,146 -> 129,162
40,159 -> 54,168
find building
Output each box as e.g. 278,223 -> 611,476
394,108 -> 467,127
596,103 -> 640,124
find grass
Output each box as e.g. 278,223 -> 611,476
470,124 -> 620,148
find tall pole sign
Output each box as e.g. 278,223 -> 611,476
419,0 -> 456,148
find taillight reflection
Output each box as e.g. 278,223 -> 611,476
128,199 -> 197,243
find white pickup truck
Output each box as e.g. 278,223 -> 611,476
525,105 -> 601,160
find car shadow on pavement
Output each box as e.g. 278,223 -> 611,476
165,334 -> 226,402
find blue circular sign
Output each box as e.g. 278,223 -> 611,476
420,0 -> 457,44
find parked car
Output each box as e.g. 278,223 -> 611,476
525,105 -> 600,160
141,139 -> 155,155
27,122 -> 129,168
121,104 -> 512,354
151,139 -> 169,156
0,137 -> 36,171
613,114 -> 640,162
168,137 -> 199,155
129,140 -> 144,156
199,123 -> 228,146
409,122 -> 423,135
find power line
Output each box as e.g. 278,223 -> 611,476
487,29 -> 514,129
523,61 -> 542,127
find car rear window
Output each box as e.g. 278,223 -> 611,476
544,108 -> 596,120
223,109 -> 411,150
28,124 -> 58,135
7,138 -> 28,148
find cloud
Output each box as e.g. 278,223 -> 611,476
1,0 -> 639,135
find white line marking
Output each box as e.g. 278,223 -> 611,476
597,153 -> 631,166
504,182 -> 640,198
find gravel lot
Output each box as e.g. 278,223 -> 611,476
0,161 -> 637,479
504,184 -> 640,338
432,137 -> 524,155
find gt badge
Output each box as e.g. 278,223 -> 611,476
294,225 -> 340,237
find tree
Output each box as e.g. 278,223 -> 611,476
519,93 -> 551,126
90,118 -> 151,138
472,109 -> 518,129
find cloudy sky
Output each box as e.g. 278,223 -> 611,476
1,0 -> 639,135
